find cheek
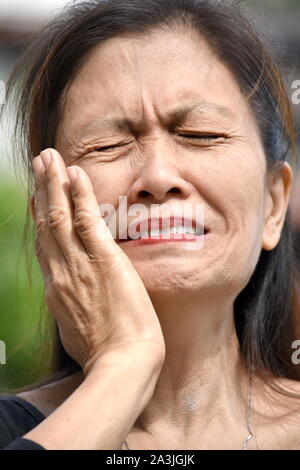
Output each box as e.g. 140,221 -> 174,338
189,148 -> 266,231
231,161 -> 266,233
189,153 -> 266,284
221,163 -> 266,286
81,162 -> 128,203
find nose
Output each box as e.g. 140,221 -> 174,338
126,149 -> 193,206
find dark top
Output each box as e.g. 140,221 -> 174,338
0,395 -> 46,450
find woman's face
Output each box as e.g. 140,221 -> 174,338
55,29 -> 292,301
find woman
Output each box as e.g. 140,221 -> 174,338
1,0 -> 300,450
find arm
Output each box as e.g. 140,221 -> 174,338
22,149 -> 165,450
20,349 -> 162,450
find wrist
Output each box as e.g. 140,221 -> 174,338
86,346 -> 164,380
81,349 -> 163,430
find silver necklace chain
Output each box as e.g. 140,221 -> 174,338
123,368 -> 254,451
242,367 -> 254,450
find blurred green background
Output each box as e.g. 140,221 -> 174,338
0,0 -> 299,392
0,173 -> 52,392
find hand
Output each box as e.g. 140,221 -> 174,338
31,148 -> 166,377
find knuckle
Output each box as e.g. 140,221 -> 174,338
48,206 -> 68,231
51,278 -> 63,292
34,237 -> 43,257
45,165 -> 59,181
35,216 -> 48,236
48,273 -> 64,292
47,275 -> 74,300
45,265 -> 69,290
73,209 -> 94,233
72,184 -> 85,198
45,282 -> 56,307
44,277 -> 53,296
34,173 -> 45,192
34,178 -> 42,192
44,273 -> 53,294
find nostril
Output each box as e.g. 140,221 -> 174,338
138,190 -> 151,198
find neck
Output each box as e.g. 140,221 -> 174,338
133,292 -> 250,446
63,292 -> 251,448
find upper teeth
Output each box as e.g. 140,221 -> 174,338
132,225 -> 202,239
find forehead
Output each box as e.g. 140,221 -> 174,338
58,29 -> 254,136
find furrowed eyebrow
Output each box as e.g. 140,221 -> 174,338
78,101 -> 236,136
79,118 -> 131,136
168,101 -> 237,124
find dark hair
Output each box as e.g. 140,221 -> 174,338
1,0 -> 300,398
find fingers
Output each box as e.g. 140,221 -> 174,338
33,147 -> 120,277
67,164 -> 118,260
41,148 -> 87,263
32,154 -> 65,280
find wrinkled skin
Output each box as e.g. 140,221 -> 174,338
29,29 -> 299,449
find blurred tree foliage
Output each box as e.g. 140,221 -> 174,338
0,175 -> 51,393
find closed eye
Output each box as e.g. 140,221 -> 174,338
94,144 -> 122,151
179,133 -> 225,141
93,142 -> 132,152
92,134 -> 225,152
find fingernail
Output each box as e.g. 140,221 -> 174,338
40,150 -> 52,169
32,156 -> 44,175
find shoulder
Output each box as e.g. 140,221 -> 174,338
250,375 -> 300,449
272,376 -> 300,401
267,377 -> 300,449
0,393 -> 46,421
0,394 -> 45,448
16,389 -> 52,418
262,376 -> 300,416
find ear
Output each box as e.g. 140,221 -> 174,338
29,196 -> 36,222
262,162 -> 294,251
289,170 -> 300,231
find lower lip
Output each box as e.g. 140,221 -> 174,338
118,232 -> 209,246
